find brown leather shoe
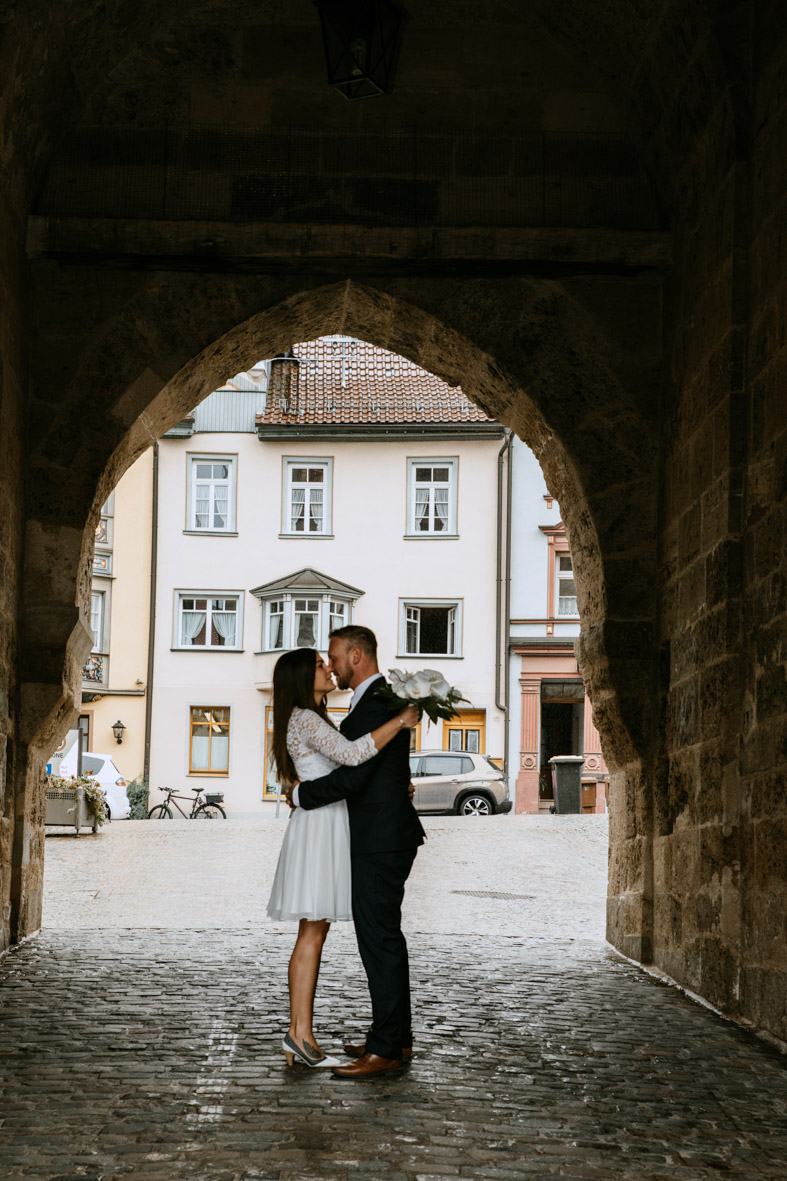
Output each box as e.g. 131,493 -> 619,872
344,1043 -> 412,1060
331,1053 -> 401,1078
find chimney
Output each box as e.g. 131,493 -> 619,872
268,349 -> 300,412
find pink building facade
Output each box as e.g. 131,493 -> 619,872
507,441 -> 608,814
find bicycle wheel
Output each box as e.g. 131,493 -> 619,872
194,803 -> 226,820
148,805 -> 173,819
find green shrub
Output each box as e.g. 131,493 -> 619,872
127,776 -> 150,819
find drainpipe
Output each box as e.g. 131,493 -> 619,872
495,428 -> 514,785
143,442 -> 159,787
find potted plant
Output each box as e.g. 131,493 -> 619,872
45,774 -> 109,834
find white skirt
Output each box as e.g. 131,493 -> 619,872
267,799 -> 352,922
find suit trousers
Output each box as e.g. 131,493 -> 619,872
350,847 -> 418,1059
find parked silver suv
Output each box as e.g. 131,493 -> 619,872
408,750 -> 513,816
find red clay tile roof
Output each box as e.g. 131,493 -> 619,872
256,337 -> 492,426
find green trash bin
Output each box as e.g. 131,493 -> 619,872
548,756 -> 585,814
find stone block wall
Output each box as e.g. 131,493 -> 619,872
739,5 -> 787,1042
0,180 -> 28,952
646,5 -> 787,1042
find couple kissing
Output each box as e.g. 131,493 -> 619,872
266,625 -> 425,1079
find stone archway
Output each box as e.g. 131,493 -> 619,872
10,273 -> 661,959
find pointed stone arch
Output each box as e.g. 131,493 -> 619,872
12,273 -> 661,955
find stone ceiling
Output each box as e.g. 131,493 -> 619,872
1,1 -> 741,215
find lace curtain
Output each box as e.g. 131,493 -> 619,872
212,612 -> 237,646
434,489 -> 449,530
291,487 -> 305,531
181,610 -> 206,645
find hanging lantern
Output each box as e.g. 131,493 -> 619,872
316,0 -> 406,101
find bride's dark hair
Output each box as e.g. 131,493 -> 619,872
271,647 -> 332,786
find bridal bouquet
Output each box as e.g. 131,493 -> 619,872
375,668 -> 468,724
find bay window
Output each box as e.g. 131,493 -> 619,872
258,590 -> 356,651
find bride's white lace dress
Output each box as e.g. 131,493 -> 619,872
266,707 -> 377,922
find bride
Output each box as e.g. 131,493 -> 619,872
266,646 -> 419,1068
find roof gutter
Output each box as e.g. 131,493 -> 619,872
256,422 -> 505,442
495,428 -> 514,783
143,441 -> 159,788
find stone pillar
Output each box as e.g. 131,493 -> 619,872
515,677 -> 541,814
581,694 -> 605,774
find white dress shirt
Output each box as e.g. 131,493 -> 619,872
347,672 -> 384,714
292,672 -> 384,805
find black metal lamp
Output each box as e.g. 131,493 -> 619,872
112,719 -> 126,745
316,0 -> 406,100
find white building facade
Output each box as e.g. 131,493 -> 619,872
147,338 -> 508,815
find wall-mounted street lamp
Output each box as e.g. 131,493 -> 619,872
316,0 -> 406,100
112,719 -> 126,745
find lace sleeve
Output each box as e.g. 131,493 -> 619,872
293,708 -> 378,766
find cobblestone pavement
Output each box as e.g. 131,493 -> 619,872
0,817 -> 785,1180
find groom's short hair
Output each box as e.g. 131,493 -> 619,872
330,624 -> 377,658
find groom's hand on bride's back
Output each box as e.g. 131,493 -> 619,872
286,781 -> 299,810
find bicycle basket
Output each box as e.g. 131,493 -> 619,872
205,792 -> 224,805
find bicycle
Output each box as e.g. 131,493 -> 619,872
148,785 -> 226,820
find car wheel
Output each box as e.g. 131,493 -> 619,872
457,793 -> 493,816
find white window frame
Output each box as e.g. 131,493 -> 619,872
281,457 -> 333,537
90,589 -> 106,653
556,553 -> 579,618
186,454 -> 238,534
292,596 -> 321,648
265,598 -> 287,651
174,591 -> 244,650
405,457 -> 458,538
398,598 -> 462,657
260,592 -> 353,651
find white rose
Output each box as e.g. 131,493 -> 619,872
419,670 -> 452,699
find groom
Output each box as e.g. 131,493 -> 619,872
292,624 -> 425,1078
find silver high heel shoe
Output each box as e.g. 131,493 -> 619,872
282,1032 -> 341,1069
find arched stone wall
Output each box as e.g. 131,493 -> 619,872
10,273 -> 661,953
1,0 -> 786,1047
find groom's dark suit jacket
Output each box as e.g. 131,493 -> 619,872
297,681 -> 425,854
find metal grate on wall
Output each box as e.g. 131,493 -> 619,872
36,125 -> 662,231
450,890 -> 535,901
